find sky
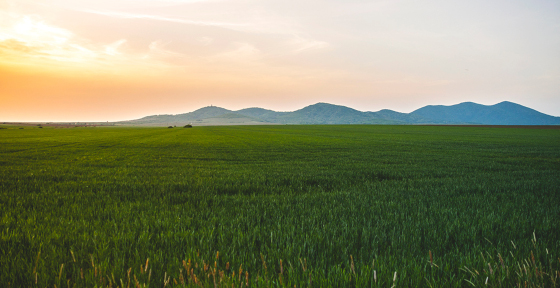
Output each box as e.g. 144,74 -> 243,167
1,0 -> 559,121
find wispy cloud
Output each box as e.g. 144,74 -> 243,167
0,14 -> 71,43
211,42 -> 261,62
288,36 -> 329,54
145,40 -> 189,60
78,9 -> 249,29
0,12 -> 170,71
0,14 -> 96,64
104,39 -> 127,56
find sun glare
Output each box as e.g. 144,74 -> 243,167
0,14 -> 99,66
13,16 -> 71,44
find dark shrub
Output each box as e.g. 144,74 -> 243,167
168,126 -> 173,128
184,124 -> 193,128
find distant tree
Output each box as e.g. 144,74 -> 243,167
183,124 -> 193,128
168,126 -> 174,128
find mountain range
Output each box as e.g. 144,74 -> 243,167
121,101 -> 560,126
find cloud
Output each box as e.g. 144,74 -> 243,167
288,36 -> 329,54
0,12 -> 177,73
104,39 -> 127,56
0,38 -> 37,55
0,14 -> 97,64
0,14 -> 71,44
146,40 -> 188,61
212,42 -> 261,62
78,9 -> 249,29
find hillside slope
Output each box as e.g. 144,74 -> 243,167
120,101 -> 560,125
411,101 -> 560,125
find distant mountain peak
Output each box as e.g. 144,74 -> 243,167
493,101 -> 521,107
193,106 -> 230,111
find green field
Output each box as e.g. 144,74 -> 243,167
1,125 -> 559,287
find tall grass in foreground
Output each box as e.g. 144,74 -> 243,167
21,236 -> 560,287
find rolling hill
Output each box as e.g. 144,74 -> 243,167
120,101 -> 560,126
410,101 -> 560,125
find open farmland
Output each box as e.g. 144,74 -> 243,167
1,125 -> 559,287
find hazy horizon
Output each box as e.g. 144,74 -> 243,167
1,0 -> 559,122
4,100 -> 560,123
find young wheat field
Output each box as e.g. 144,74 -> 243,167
0,125 -> 559,287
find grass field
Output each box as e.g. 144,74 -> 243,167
1,125 -> 559,287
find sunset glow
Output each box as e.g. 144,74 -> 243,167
1,0 -> 559,121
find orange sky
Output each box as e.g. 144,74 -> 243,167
1,0 -> 559,121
